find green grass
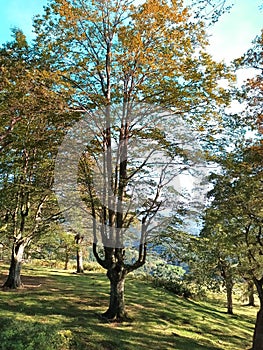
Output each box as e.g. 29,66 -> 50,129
0,263 -> 257,350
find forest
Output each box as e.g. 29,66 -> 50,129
0,0 -> 262,349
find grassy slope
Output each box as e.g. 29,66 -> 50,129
0,264 -> 257,350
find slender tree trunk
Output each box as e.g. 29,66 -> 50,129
64,248 -> 69,270
75,234 -> 84,273
3,240 -> 25,289
252,279 -> 263,350
101,267 -> 128,321
76,247 -> 84,273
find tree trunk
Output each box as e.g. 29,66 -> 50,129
3,240 -> 25,289
75,234 -> 84,273
219,260 -> 234,315
248,280 -> 256,307
226,280 -> 234,314
92,240 -> 146,323
101,268 -> 128,322
64,249 -> 69,270
76,247 -> 84,273
252,279 -> 263,350
252,308 -> 263,350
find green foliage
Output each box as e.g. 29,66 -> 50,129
0,29 -> 78,284
204,142 -> 263,278
151,276 -> 191,298
151,262 -> 185,280
128,252 -> 191,297
146,261 -> 191,297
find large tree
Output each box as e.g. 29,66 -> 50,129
239,34 -> 263,350
0,30 -> 74,288
232,30 -> 263,350
34,0 -> 232,320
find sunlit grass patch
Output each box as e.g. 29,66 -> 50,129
0,263 -> 257,350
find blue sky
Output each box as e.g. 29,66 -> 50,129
0,0 -> 262,62
0,0 -> 47,43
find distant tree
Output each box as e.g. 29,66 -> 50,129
75,233 -> 84,273
243,279 -> 256,307
28,225 -> 76,270
201,208 -> 244,314
156,215 -> 238,314
204,143 -> 262,346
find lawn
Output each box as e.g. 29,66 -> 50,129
0,263 -> 257,350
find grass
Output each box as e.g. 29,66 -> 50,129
0,263 -> 257,350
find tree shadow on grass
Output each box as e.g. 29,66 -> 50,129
0,268 -> 254,350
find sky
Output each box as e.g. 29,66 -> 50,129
206,0 -> 262,62
0,0 -> 262,62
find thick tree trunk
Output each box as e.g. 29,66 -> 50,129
101,268 -> 128,321
3,240 -> 25,289
252,308 -> 263,350
252,279 -> 263,350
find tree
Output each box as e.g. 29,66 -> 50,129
28,225 -> 76,269
0,30 -> 74,288
202,142 -> 263,348
156,213 -> 239,314
201,209 -> 243,315
35,0 -> 232,321
233,30 -> 263,350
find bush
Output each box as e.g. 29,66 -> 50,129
150,262 -> 185,280
82,262 -> 104,272
133,261 -> 192,298
0,319 -> 72,350
152,277 -> 192,298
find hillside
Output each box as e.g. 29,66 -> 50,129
0,264 -> 257,350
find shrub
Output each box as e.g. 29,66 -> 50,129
133,261 -> 192,298
152,277 -> 192,298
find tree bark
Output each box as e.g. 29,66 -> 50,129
101,267 -> 128,322
64,248 -> 69,270
3,240 -> 25,289
252,279 -> 263,350
252,308 -> 263,350
226,279 -> 234,315
75,234 -> 84,273
219,260 -> 234,315
247,280 -> 256,307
